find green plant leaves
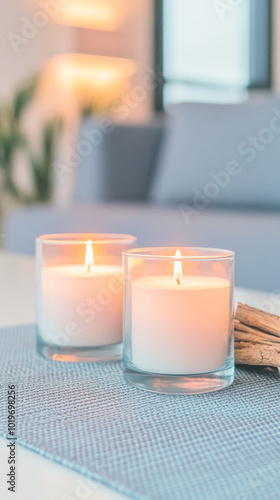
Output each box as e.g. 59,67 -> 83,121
28,119 -> 63,202
0,76 -> 63,203
13,76 -> 38,121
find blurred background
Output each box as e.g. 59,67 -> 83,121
1,0 -> 280,291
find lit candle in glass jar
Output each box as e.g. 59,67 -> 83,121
40,240 -> 124,347
129,250 -> 231,375
36,233 -> 136,361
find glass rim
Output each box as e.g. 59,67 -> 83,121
123,247 -> 235,261
36,233 -> 137,245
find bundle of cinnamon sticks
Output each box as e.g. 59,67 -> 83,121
235,303 -> 280,368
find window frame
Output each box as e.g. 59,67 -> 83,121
154,0 -> 273,111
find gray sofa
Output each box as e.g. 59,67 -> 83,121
4,99 -> 280,292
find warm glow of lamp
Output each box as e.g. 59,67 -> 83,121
55,0 -> 129,31
51,53 -> 135,83
174,249 -> 183,285
85,239 -> 94,273
39,53 -> 136,117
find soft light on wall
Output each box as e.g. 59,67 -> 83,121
37,0 -> 136,118
39,53 -> 136,117
55,0 -> 130,31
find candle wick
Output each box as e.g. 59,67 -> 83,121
176,278 -> 181,285
86,264 -> 92,274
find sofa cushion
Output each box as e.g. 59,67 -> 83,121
4,203 -> 280,291
76,119 -> 164,203
149,100 -> 280,208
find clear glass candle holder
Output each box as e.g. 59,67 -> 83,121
123,247 -> 235,394
36,233 -> 136,362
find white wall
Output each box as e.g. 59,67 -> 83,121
125,0 -> 155,122
0,0 -> 154,118
0,0 -> 73,100
0,0 -> 155,205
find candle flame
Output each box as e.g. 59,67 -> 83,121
85,239 -> 94,273
174,249 -> 183,285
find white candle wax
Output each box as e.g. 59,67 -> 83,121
38,264 -> 123,347
131,275 -> 231,375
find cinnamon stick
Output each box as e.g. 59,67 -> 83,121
234,302 -> 280,368
235,303 -> 280,338
234,320 -> 280,344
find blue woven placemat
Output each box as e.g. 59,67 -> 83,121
0,325 -> 280,500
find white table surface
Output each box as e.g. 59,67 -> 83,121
0,251 -> 278,500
